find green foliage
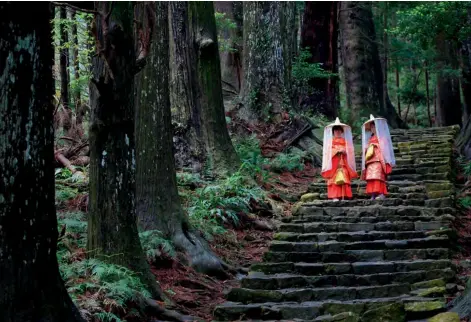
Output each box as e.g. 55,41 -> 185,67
270,149 -> 307,172
138,230 -> 176,260
214,12 -> 239,53
292,48 -> 335,84
234,134 -> 270,181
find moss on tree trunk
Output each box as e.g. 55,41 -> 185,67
241,1 -> 296,120
136,2 -> 229,278
87,1 -> 162,300
0,3 -> 83,320
339,2 -> 405,129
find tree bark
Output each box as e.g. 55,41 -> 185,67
339,1 -> 405,128
241,1 -> 296,121
87,1 -> 162,299
300,1 -> 339,118
188,1 -> 240,177
382,2 -> 389,112
435,32 -> 462,127
136,2 -> 229,277
425,62 -> 432,126
214,1 -> 243,97
60,6 -> 71,132
70,9 -> 82,118
0,3 -> 84,321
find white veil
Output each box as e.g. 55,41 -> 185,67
322,118 -> 356,174
361,115 -> 396,171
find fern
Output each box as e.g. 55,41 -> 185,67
93,312 -> 124,322
139,230 -> 176,259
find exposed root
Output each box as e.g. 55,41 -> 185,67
144,298 -> 195,321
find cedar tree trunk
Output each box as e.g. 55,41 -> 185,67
0,3 -> 84,321
241,1 -> 296,120
188,1 -> 240,177
300,1 -> 339,118
136,2 -> 229,277
339,1 -> 405,128
87,1 -> 162,299
60,6 -> 71,132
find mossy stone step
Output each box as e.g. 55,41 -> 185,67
269,237 -> 449,253
274,231 -> 429,243
295,198 -> 453,208
213,297 -> 443,321
292,205 -> 455,218
241,269 -> 454,290
285,215 -> 454,225
251,259 -> 453,275
263,248 -> 450,263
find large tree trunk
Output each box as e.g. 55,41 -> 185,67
60,6 -> 71,132
339,1 -> 405,128
87,1 -> 162,299
461,38 -> 471,123
241,1 -> 296,121
300,1 -> 338,118
435,33 -> 462,127
188,1 -> 240,177
214,1 -> 243,98
0,3 -> 84,321
136,2 -> 228,277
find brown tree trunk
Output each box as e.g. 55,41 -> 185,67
300,1 -> 338,118
60,6 -> 71,132
87,1 -> 162,299
241,1 -> 296,121
425,62 -> 432,126
460,41 -> 471,123
136,2 -> 228,277
339,1 -> 405,128
382,2 -> 389,112
435,32 -> 462,126
70,9 -> 82,122
214,1 -> 243,97
0,3 -> 84,320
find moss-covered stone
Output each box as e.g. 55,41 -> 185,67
411,279 -> 446,290
315,312 -> 360,322
361,303 -> 405,322
428,312 -> 460,322
273,232 -> 298,241
226,288 -> 283,303
405,301 -> 445,312
323,302 -> 365,316
413,286 -> 447,297
300,193 -> 320,202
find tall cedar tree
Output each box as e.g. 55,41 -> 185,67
241,1 -> 297,121
170,1 -> 240,177
136,1 -> 229,277
60,6 -> 72,132
87,1 -> 162,299
300,1 -> 338,118
339,2 -> 405,128
0,2 -> 84,321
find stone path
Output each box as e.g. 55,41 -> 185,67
214,125 -> 461,321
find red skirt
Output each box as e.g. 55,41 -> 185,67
366,180 -> 388,195
327,184 -> 352,199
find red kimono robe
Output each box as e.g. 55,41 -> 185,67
363,135 -> 392,195
321,137 -> 358,199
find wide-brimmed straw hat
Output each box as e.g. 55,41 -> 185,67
325,117 -> 351,131
363,114 -> 387,131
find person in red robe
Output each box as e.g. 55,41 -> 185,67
321,118 -> 358,201
361,115 -> 396,200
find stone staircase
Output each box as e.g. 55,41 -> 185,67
214,125 -> 461,321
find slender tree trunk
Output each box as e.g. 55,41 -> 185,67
189,1 -> 240,177
136,2 -> 228,277
300,1 -> 339,118
396,64 -> 401,115
435,33 -> 462,126
60,6 -> 71,132
425,62 -> 432,126
70,9 -> 83,123
339,1 -> 405,128
241,1 -> 296,121
87,1 -> 162,299
382,2 -> 389,112
0,3 -> 84,321
214,1 -> 243,97
460,41 -> 471,123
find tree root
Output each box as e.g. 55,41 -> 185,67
144,298 -> 194,321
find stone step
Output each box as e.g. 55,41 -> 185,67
251,259 -> 453,275
227,283 -> 432,304
269,237 -> 449,253
308,180 -> 453,191
274,231 -> 431,243
213,296 -> 443,321
263,248 -> 450,263
293,205 -> 455,218
284,214 -> 454,225
296,198 -> 453,209
241,268 -> 454,290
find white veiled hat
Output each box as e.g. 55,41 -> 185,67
325,117 -> 351,131
363,114 -> 386,131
